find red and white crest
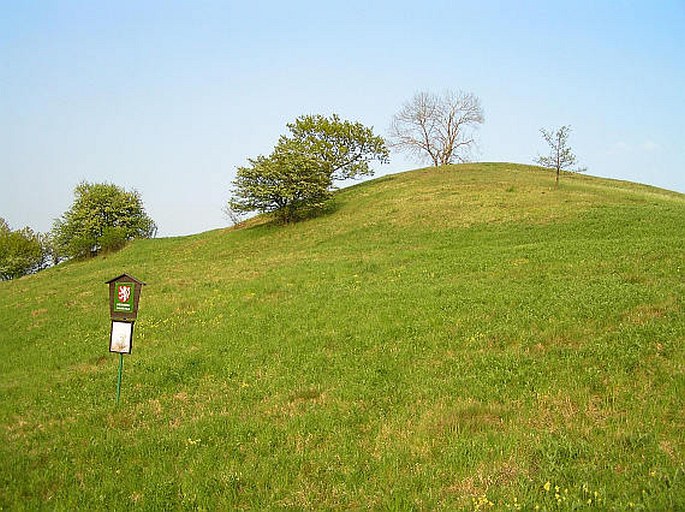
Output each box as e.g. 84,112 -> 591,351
118,285 -> 131,303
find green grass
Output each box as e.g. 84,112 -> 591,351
1,163 -> 684,510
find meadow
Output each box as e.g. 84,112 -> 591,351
1,163 -> 684,510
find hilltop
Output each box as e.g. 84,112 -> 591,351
1,163 -> 684,510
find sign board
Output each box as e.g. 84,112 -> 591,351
110,321 -> 134,354
106,273 -> 145,321
106,273 -> 145,404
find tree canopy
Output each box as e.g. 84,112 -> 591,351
51,182 -> 157,259
228,114 -> 389,223
230,143 -> 333,224
0,218 -> 46,280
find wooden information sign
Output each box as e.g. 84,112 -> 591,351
105,273 -> 145,404
106,273 -> 145,322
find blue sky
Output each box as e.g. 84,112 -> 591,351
2,1 -> 684,236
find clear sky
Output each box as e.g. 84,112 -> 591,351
2,1 -> 684,237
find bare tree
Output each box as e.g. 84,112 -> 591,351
389,90 -> 484,167
534,125 -> 585,186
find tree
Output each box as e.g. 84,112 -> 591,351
51,182 -> 157,259
230,144 -> 333,224
228,114 -> 389,223
534,125 -> 585,186
0,218 -> 46,280
282,114 -> 389,181
390,90 -> 484,167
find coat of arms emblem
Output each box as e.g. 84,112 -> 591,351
118,285 -> 131,303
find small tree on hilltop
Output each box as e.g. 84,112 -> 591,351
228,114 -> 389,223
52,182 -> 157,259
390,90 -> 484,167
534,125 -> 585,186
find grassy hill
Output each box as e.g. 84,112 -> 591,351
1,163 -> 684,510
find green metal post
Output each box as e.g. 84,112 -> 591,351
116,353 -> 124,404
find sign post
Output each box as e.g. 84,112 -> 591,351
116,353 -> 124,403
106,273 -> 145,404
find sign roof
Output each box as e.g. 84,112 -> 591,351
105,273 -> 146,286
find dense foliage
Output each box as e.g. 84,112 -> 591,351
0,218 -> 46,280
230,142 -> 333,223
229,114 -> 389,223
51,182 -> 157,259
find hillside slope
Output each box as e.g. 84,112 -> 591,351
2,163 -> 684,510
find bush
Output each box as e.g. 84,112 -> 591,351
100,226 -> 128,253
0,219 -> 46,280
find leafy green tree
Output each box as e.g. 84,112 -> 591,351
0,218 -> 46,280
52,182 -> 157,259
228,114 -> 389,223
230,143 -> 333,224
283,114 -> 390,181
534,125 -> 585,186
